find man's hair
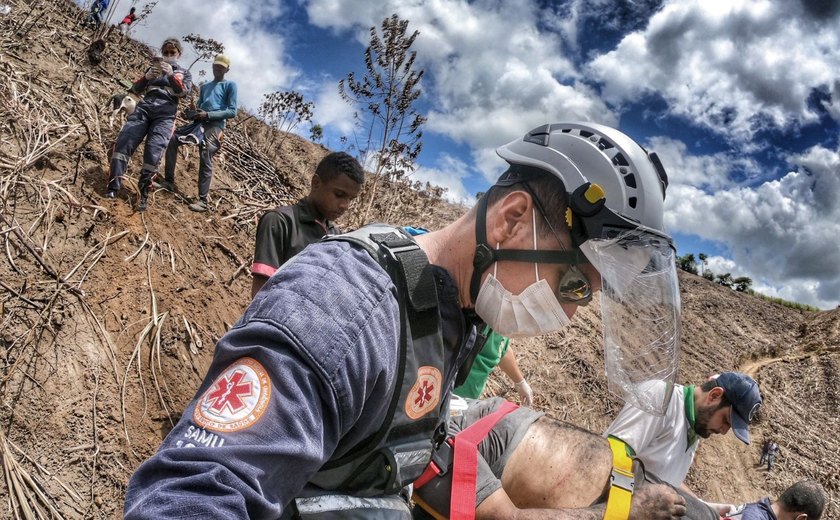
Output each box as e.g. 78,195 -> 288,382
483,171 -> 569,236
778,479 -> 826,518
161,37 -> 182,54
699,379 -> 732,409
315,152 -> 364,185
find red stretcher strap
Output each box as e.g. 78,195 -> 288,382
414,458 -> 443,490
450,400 -> 519,520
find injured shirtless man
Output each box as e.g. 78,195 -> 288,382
413,397 -> 719,520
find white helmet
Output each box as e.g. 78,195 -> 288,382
495,122 -> 670,246
487,122 -> 681,416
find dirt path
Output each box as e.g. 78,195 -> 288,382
741,346 -> 840,378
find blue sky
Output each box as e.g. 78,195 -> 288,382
107,0 -> 840,309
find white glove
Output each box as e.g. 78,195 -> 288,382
514,379 -> 533,407
160,61 -> 173,76
144,64 -> 161,80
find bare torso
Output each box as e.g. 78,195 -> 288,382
501,417 -> 613,509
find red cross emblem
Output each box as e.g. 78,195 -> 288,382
206,369 -> 253,414
414,380 -> 435,408
405,366 -> 442,420
194,358 -> 272,433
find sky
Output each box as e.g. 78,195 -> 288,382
102,0 -> 840,310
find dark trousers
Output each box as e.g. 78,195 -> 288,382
107,98 -> 176,197
163,123 -> 222,202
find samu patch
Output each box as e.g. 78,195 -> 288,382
194,357 -> 271,433
405,366 -> 442,420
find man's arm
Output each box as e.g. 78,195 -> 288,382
498,346 -> 533,406
124,322 -> 344,518
251,274 -> 269,299
250,210 -> 289,300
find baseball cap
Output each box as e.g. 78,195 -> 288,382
714,372 -> 762,445
213,54 -> 231,69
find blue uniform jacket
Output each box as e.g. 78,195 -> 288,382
124,239 -> 472,519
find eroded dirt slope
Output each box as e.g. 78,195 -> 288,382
1,1 -> 837,519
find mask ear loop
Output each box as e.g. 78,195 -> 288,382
532,208 -> 539,283
494,243 -> 500,278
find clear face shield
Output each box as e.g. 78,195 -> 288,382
579,229 -> 681,416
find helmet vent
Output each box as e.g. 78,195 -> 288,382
623,173 -> 637,189
613,153 -> 629,167
579,130 -> 594,138
597,137 -> 615,151
628,197 -> 637,209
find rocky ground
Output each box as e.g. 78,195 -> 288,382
0,1 -> 837,518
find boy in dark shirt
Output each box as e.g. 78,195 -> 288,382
250,152 -> 364,298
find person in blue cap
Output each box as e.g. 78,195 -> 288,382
605,371 -> 763,516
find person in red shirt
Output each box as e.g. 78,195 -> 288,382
118,7 -> 137,35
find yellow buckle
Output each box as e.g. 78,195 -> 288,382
604,437 -> 634,520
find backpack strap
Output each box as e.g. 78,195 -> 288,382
318,227 -> 441,473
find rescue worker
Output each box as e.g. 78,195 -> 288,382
249,151 -> 364,299
124,122 -> 682,519
401,228 -> 533,406
104,38 -> 192,212
159,53 -> 238,212
605,372 -> 762,515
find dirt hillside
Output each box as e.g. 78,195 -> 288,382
0,1 -> 837,519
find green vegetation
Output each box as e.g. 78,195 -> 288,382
745,292 -> 821,312
677,252 -> 820,311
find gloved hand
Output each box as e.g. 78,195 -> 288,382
193,109 -> 208,121
160,61 -> 173,76
514,379 -> 533,407
144,64 -> 161,80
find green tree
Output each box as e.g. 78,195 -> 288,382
733,276 -> 753,292
702,270 -> 715,281
339,13 -> 426,224
676,253 -> 698,275
310,124 -> 324,144
715,273 -> 734,288
698,253 -> 708,276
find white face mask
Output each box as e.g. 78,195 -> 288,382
474,209 -> 571,337
163,55 -> 178,64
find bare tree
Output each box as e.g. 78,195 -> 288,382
259,91 -> 314,135
258,90 -> 314,155
183,33 -> 225,71
339,13 -> 426,224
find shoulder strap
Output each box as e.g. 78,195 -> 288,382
319,225 -> 441,470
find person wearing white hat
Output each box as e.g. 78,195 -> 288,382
161,53 -> 238,212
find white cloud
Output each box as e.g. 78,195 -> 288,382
413,154 -> 475,206
304,0 -> 617,205
663,142 -> 840,309
587,0 -> 840,141
312,82 -> 355,136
